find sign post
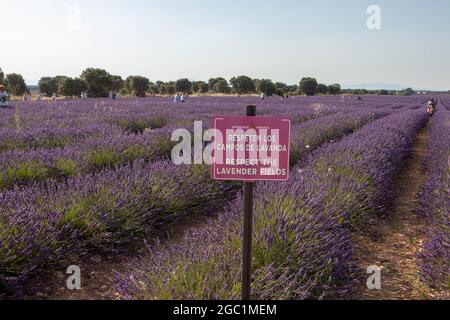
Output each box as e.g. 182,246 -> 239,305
242,105 -> 256,301
211,105 -> 291,300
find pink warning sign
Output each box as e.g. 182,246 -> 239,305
212,116 -> 291,181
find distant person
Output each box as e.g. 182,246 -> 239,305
180,93 -> 186,102
37,94 -> 43,101
261,92 -> 265,100
0,85 -> 9,107
427,98 -> 437,116
52,93 -> 57,102
357,96 -> 362,101
174,93 -> 179,103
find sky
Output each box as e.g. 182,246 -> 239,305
2,0 -> 450,90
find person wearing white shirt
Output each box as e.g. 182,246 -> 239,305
0,85 -> 9,107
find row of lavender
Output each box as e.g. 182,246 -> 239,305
116,110 -> 428,300
0,94 -> 424,130
0,107 -> 382,191
0,109 -> 381,294
417,111 -> 449,290
0,97 -> 345,156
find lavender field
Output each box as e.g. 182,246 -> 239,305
0,95 -> 448,300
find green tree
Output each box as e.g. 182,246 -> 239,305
125,76 -> 149,97
60,78 -> 87,97
378,89 -> 389,95
275,82 -> 289,96
0,67 -> 4,84
208,77 -> 226,91
256,79 -> 277,96
400,88 -> 415,96
316,83 -> 328,95
299,77 -> 318,96
164,82 -> 176,95
287,85 -> 298,94
81,68 -> 113,98
6,74 -> 28,96
230,76 -> 256,94
38,77 -> 59,96
148,82 -> 158,94
192,81 -> 208,93
111,75 -> 125,92
175,78 -> 192,93
54,75 -> 69,95
197,81 -> 209,94
328,83 -> 341,95
213,79 -> 231,93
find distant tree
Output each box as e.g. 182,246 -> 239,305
274,82 -> 289,97
197,81 -> 209,94
208,77 -> 226,91
287,84 -> 299,94
175,78 -> 192,93
38,77 -> 58,96
378,89 -> 389,95
316,83 -> 328,95
60,78 -> 76,97
81,68 -> 113,98
6,73 -> 28,96
148,82 -> 158,94
72,78 -> 88,97
0,67 -> 4,84
256,79 -> 277,96
54,76 -> 69,95
60,78 -> 87,97
153,81 -> 165,94
111,75 -> 125,92
164,81 -> 176,95
127,76 -> 149,97
191,81 -> 200,93
400,88 -> 415,96
230,76 -> 256,94
213,79 -> 231,94
328,83 -> 341,95
299,77 -> 318,96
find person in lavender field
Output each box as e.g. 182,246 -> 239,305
426,98 -> 437,116
0,85 -> 9,107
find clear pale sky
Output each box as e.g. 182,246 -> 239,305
2,0 -> 449,90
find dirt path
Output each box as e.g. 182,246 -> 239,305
351,125 -> 437,300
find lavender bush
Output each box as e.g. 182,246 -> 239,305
417,111 -> 449,290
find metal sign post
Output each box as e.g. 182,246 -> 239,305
242,105 -> 256,300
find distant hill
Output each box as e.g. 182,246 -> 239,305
343,83 -> 409,91
342,83 -> 441,92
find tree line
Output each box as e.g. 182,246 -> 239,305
34,69 -> 343,98
1,66 -> 444,98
